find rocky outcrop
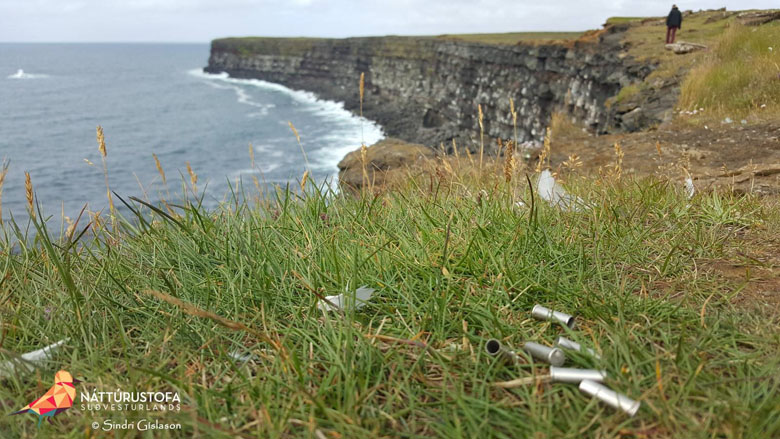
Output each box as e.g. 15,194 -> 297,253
665,41 -> 708,54
206,25 -> 661,152
337,138 -> 433,191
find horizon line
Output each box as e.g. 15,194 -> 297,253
0,29 -> 600,45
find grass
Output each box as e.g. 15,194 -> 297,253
605,17 -> 646,25
212,37 -> 325,58
678,21 -> 780,122
215,31 -> 586,60
609,84 -> 641,108
434,32 -> 583,45
0,161 -> 778,438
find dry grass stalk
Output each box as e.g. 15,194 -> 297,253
478,104 -> 485,172
248,143 -> 255,169
359,72 -> 365,113
509,98 -> 518,148
536,127 -> 552,172
613,142 -> 624,179
493,374 -> 551,388
186,161 -> 198,192
96,125 -> 114,214
503,140 -> 515,183
357,74 -> 370,190
452,138 -> 459,159
360,143 -> 369,189
562,154 -> 583,172
97,125 -> 106,158
24,171 -> 34,220
0,159 -> 8,222
141,289 -> 281,350
153,153 -> 166,185
300,170 -> 310,193
252,175 -> 262,196
288,121 -> 310,170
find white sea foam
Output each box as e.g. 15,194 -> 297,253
231,163 -> 281,177
7,69 -> 49,79
188,68 -> 384,176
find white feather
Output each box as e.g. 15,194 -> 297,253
318,286 -> 375,312
0,338 -> 68,378
537,170 -> 590,212
685,178 -> 695,199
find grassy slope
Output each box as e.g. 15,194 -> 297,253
0,166 -> 778,438
433,32 -> 583,45
679,20 -> 780,121
608,10 -> 780,123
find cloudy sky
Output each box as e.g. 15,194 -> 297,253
0,0 -> 776,42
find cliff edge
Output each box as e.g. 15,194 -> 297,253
205,26 -> 659,152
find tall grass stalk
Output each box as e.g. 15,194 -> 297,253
478,104 -> 485,173
0,159 -> 8,222
96,126 -> 114,217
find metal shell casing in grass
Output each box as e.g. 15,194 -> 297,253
550,367 -> 607,384
579,380 -> 640,417
531,304 -> 575,328
555,336 -> 601,360
485,339 -> 521,364
522,342 -> 565,366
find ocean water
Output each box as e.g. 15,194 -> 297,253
0,43 -> 382,225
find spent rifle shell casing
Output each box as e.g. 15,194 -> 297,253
555,336 -> 602,360
485,339 -> 521,363
579,380 -> 641,417
531,304 -> 575,328
522,342 -> 566,366
550,367 -> 607,383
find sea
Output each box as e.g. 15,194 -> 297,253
0,43 -> 383,226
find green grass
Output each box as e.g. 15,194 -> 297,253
679,21 -> 780,121
0,169 -> 778,438
212,37 -> 325,57
434,32 -> 583,45
605,17 -> 648,25
608,84 -> 641,107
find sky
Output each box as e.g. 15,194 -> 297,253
0,0 -> 777,42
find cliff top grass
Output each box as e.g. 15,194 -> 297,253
433,32 -> 584,45
0,159 -> 779,437
212,37 -> 326,57
213,31 -> 586,56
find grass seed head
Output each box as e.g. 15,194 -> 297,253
0,159 -> 8,222
186,161 -> 198,186
24,171 -> 34,219
153,154 -> 166,185
96,125 -> 106,157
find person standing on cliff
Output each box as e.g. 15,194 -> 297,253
666,5 -> 683,44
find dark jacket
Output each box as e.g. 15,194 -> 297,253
667,7 -> 683,28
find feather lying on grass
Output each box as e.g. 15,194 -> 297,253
0,338 -> 69,378
685,177 -> 695,199
537,170 -> 591,212
318,286 -> 375,312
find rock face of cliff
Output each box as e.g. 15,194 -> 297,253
205,26 -> 660,151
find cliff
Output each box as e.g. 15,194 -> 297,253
205,26 -> 661,151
